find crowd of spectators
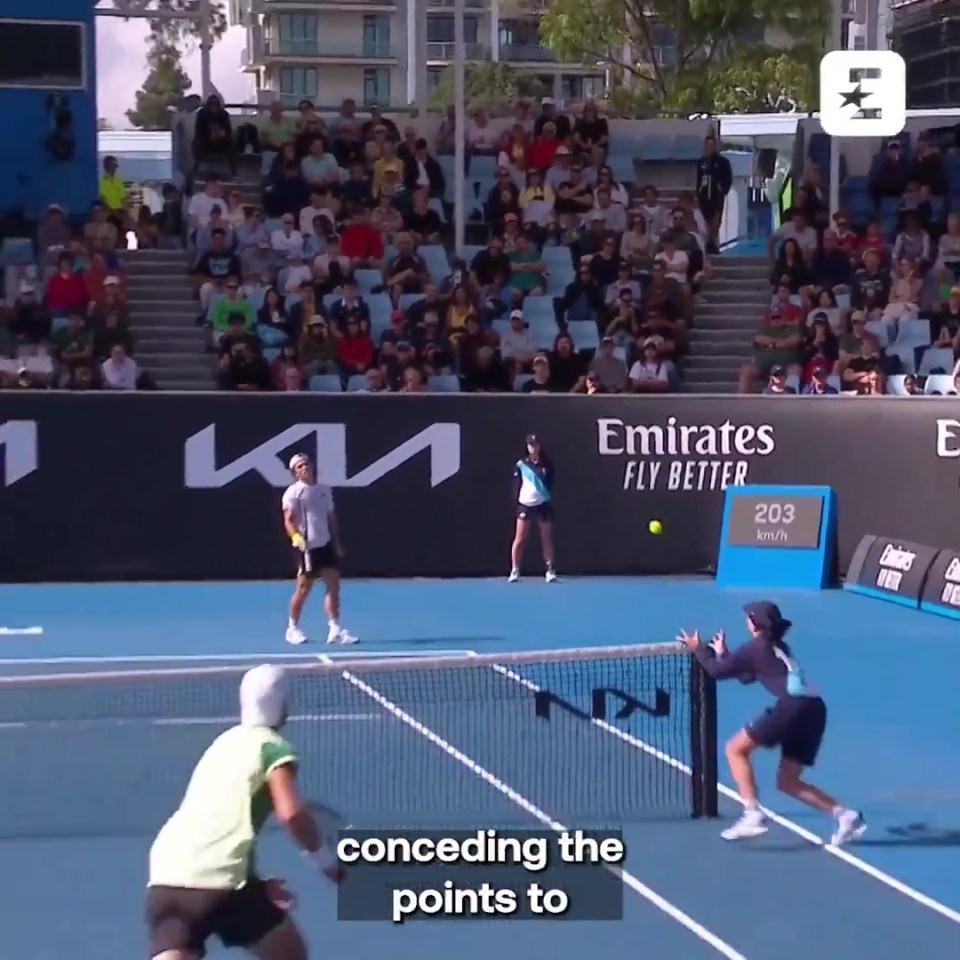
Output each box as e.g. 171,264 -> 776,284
0,173 -> 154,391
743,130 -> 960,397
189,94 -> 711,393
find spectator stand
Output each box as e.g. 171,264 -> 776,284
736,112 -> 960,397
163,99 -> 714,395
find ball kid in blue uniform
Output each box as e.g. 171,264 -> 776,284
679,601 -> 866,845
508,434 -> 557,583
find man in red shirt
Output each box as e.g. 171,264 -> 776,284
340,208 -> 384,269
45,252 -> 88,315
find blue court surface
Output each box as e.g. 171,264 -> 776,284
1,577 -> 958,959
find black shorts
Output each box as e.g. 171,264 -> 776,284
145,881 -> 286,958
296,542 -> 338,578
517,502 -> 553,522
747,695 -> 827,767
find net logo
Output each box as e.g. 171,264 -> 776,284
876,543 -> 916,592
939,557 -> 960,607
819,51 -> 906,138
0,420 -> 38,487
596,417 -> 776,492
534,687 -> 671,721
183,423 -> 461,489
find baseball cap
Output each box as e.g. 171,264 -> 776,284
525,433 -> 540,444
770,364 -> 787,376
540,97 -> 555,106
510,309 -> 525,320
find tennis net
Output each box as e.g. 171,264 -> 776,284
0,643 -> 717,839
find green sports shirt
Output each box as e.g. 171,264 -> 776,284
148,724 -> 297,890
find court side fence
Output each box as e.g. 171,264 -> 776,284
1,393 -> 958,583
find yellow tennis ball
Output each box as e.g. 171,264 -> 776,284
648,520 -> 663,535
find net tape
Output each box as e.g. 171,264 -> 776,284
0,643 -> 716,838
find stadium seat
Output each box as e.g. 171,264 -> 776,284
308,374 -> 343,392
257,324 -> 288,347
530,316 -> 559,350
353,268 -> 382,295
786,374 -> 801,392
2,238 -> 34,265
469,154 -> 497,181
827,375 -> 841,392
514,373 -> 532,391
428,374 -> 460,392
566,320 -> 600,352
262,347 -> 281,364
398,292 -> 424,312
886,374 -> 909,396
924,374 -> 956,395
345,374 -> 367,391
462,244 -> 484,265
918,346 -> 953,375
895,318 -> 931,346
864,319 -> 890,347
419,244 -> 449,282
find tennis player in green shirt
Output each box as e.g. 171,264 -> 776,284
146,665 -> 343,960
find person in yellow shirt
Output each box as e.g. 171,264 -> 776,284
99,155 -> 127,237
146,664 -> 345,960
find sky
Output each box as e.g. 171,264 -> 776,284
96,16 -> 250,127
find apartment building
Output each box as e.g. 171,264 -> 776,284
229,0 -> 607,109
891,0 -> 960,108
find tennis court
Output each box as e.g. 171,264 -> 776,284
1,577 -> 958,959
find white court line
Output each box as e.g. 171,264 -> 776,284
0,650 -> 475,667
0,713 -> 380,731
318,653 -> 746,960
490,662 -> 960,928
0,627 -> 43,637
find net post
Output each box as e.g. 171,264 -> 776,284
688,656 -> 719,818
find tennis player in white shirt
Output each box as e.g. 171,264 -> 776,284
282,454 -> 358,646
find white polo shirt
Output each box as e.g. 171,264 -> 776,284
282,480 -> 334,548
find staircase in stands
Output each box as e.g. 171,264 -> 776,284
686,255 -> 770,393
121,248 -> 212,390
119,172 -> 263,391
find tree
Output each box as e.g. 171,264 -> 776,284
534,0 -> 828,114
126,39 -> 193,130
430,62 -> 548,112
146,0 -> 229,49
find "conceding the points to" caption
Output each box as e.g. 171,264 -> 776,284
335,829 -> 626,923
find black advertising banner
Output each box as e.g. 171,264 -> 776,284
4,394 -> 960,583
920,549 -> 960,615
848,536 -> 940,605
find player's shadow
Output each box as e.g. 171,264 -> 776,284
856,823 -> 960,848
386,636 -> 506,647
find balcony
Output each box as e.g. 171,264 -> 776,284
427,0 -> 489,7
263,38 -> 398,61
500,43 -> 557,62
426,41 -> 490,60
240,32 -> 264,70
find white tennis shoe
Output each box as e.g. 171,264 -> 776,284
327,624 -> 359,644
830,810 -> 867,847
508,569 -> 520,583
721,809 -> 768,841
545,568 -> 558,583
285,624 -> 308,646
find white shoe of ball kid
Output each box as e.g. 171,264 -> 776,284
721,809 -> 768,841
285,624 -> 308,646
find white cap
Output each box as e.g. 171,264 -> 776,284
288,453 -> 310,471
240,664 -> 289,728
